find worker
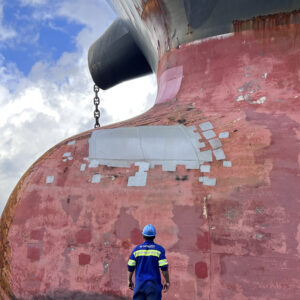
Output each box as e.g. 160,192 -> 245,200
127,224 -> 170,300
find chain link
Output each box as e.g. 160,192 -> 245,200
93,84 -> 100,128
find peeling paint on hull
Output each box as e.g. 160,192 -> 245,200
1,18 -> 300,300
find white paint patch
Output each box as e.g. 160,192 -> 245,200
92,174 -> 101,183
162,162 -> 177,171
208,138 -> 222,149
89,125 -> 212,171
193,132 -> 202,140
235,95 -> 245,102
198,150 -> 213,162
223,161 -> 232,167
185,161 -> 201,169
67,140 -> 76,145
203,177 -> 216,186
202,130 -> 216,140
262,73 -> 268,79
63,152 -> 71,157
46,176 -> 54,184
88,123 -> 231,188
128,162 -> 149,187
203,197 -> 208,219
199,121 -> 213,131
128,172 -> 147,187
135,162 -> 150,172
105,161 -> 131,168
252,96 -> 267,104
219,132 -> 229,139
256,233 -> 264,240
80,164 -> 86,172
89,160 -> 99,168
186,125 -> 197,133
187,33 -> 234,46
200,165 -> 210,173
213,149 -> 226,160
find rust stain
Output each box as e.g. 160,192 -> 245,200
233,9 -> 300,32
186,24 -> 193,36
141,0 -> 162,20
134,0 -> 170,59
134,4 -> 141,15
0,133 -> 92,298
0,165 -> 32,298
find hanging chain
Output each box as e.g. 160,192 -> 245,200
93,84 -> 101,128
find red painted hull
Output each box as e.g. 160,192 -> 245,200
1,23 -> 300,299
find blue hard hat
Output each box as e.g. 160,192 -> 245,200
142,224 -> 156,237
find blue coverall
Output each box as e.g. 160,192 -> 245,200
128,240 -> 168,300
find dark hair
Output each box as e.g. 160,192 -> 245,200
143,235 -> 155,241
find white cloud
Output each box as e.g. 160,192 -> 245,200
57,0 -> 116,50
0,1 -> 157,215
58,0 -> 115,29
100,75 -> 156,124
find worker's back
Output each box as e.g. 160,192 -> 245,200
127,225 -> 170,300
129,240 -> 167,290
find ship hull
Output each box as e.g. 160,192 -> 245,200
1,2 -> 300,300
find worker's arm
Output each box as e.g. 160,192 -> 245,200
127,251 -> 136,291
128,270 -> 134,290
161,270 -> 170,292
158,248 -> 170,292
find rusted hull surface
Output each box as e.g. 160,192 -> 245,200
111,0 -> 300,71
1,23 -> 300,299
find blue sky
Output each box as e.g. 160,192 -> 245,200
2,2 -> 84,75
0,0 -> 156,215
